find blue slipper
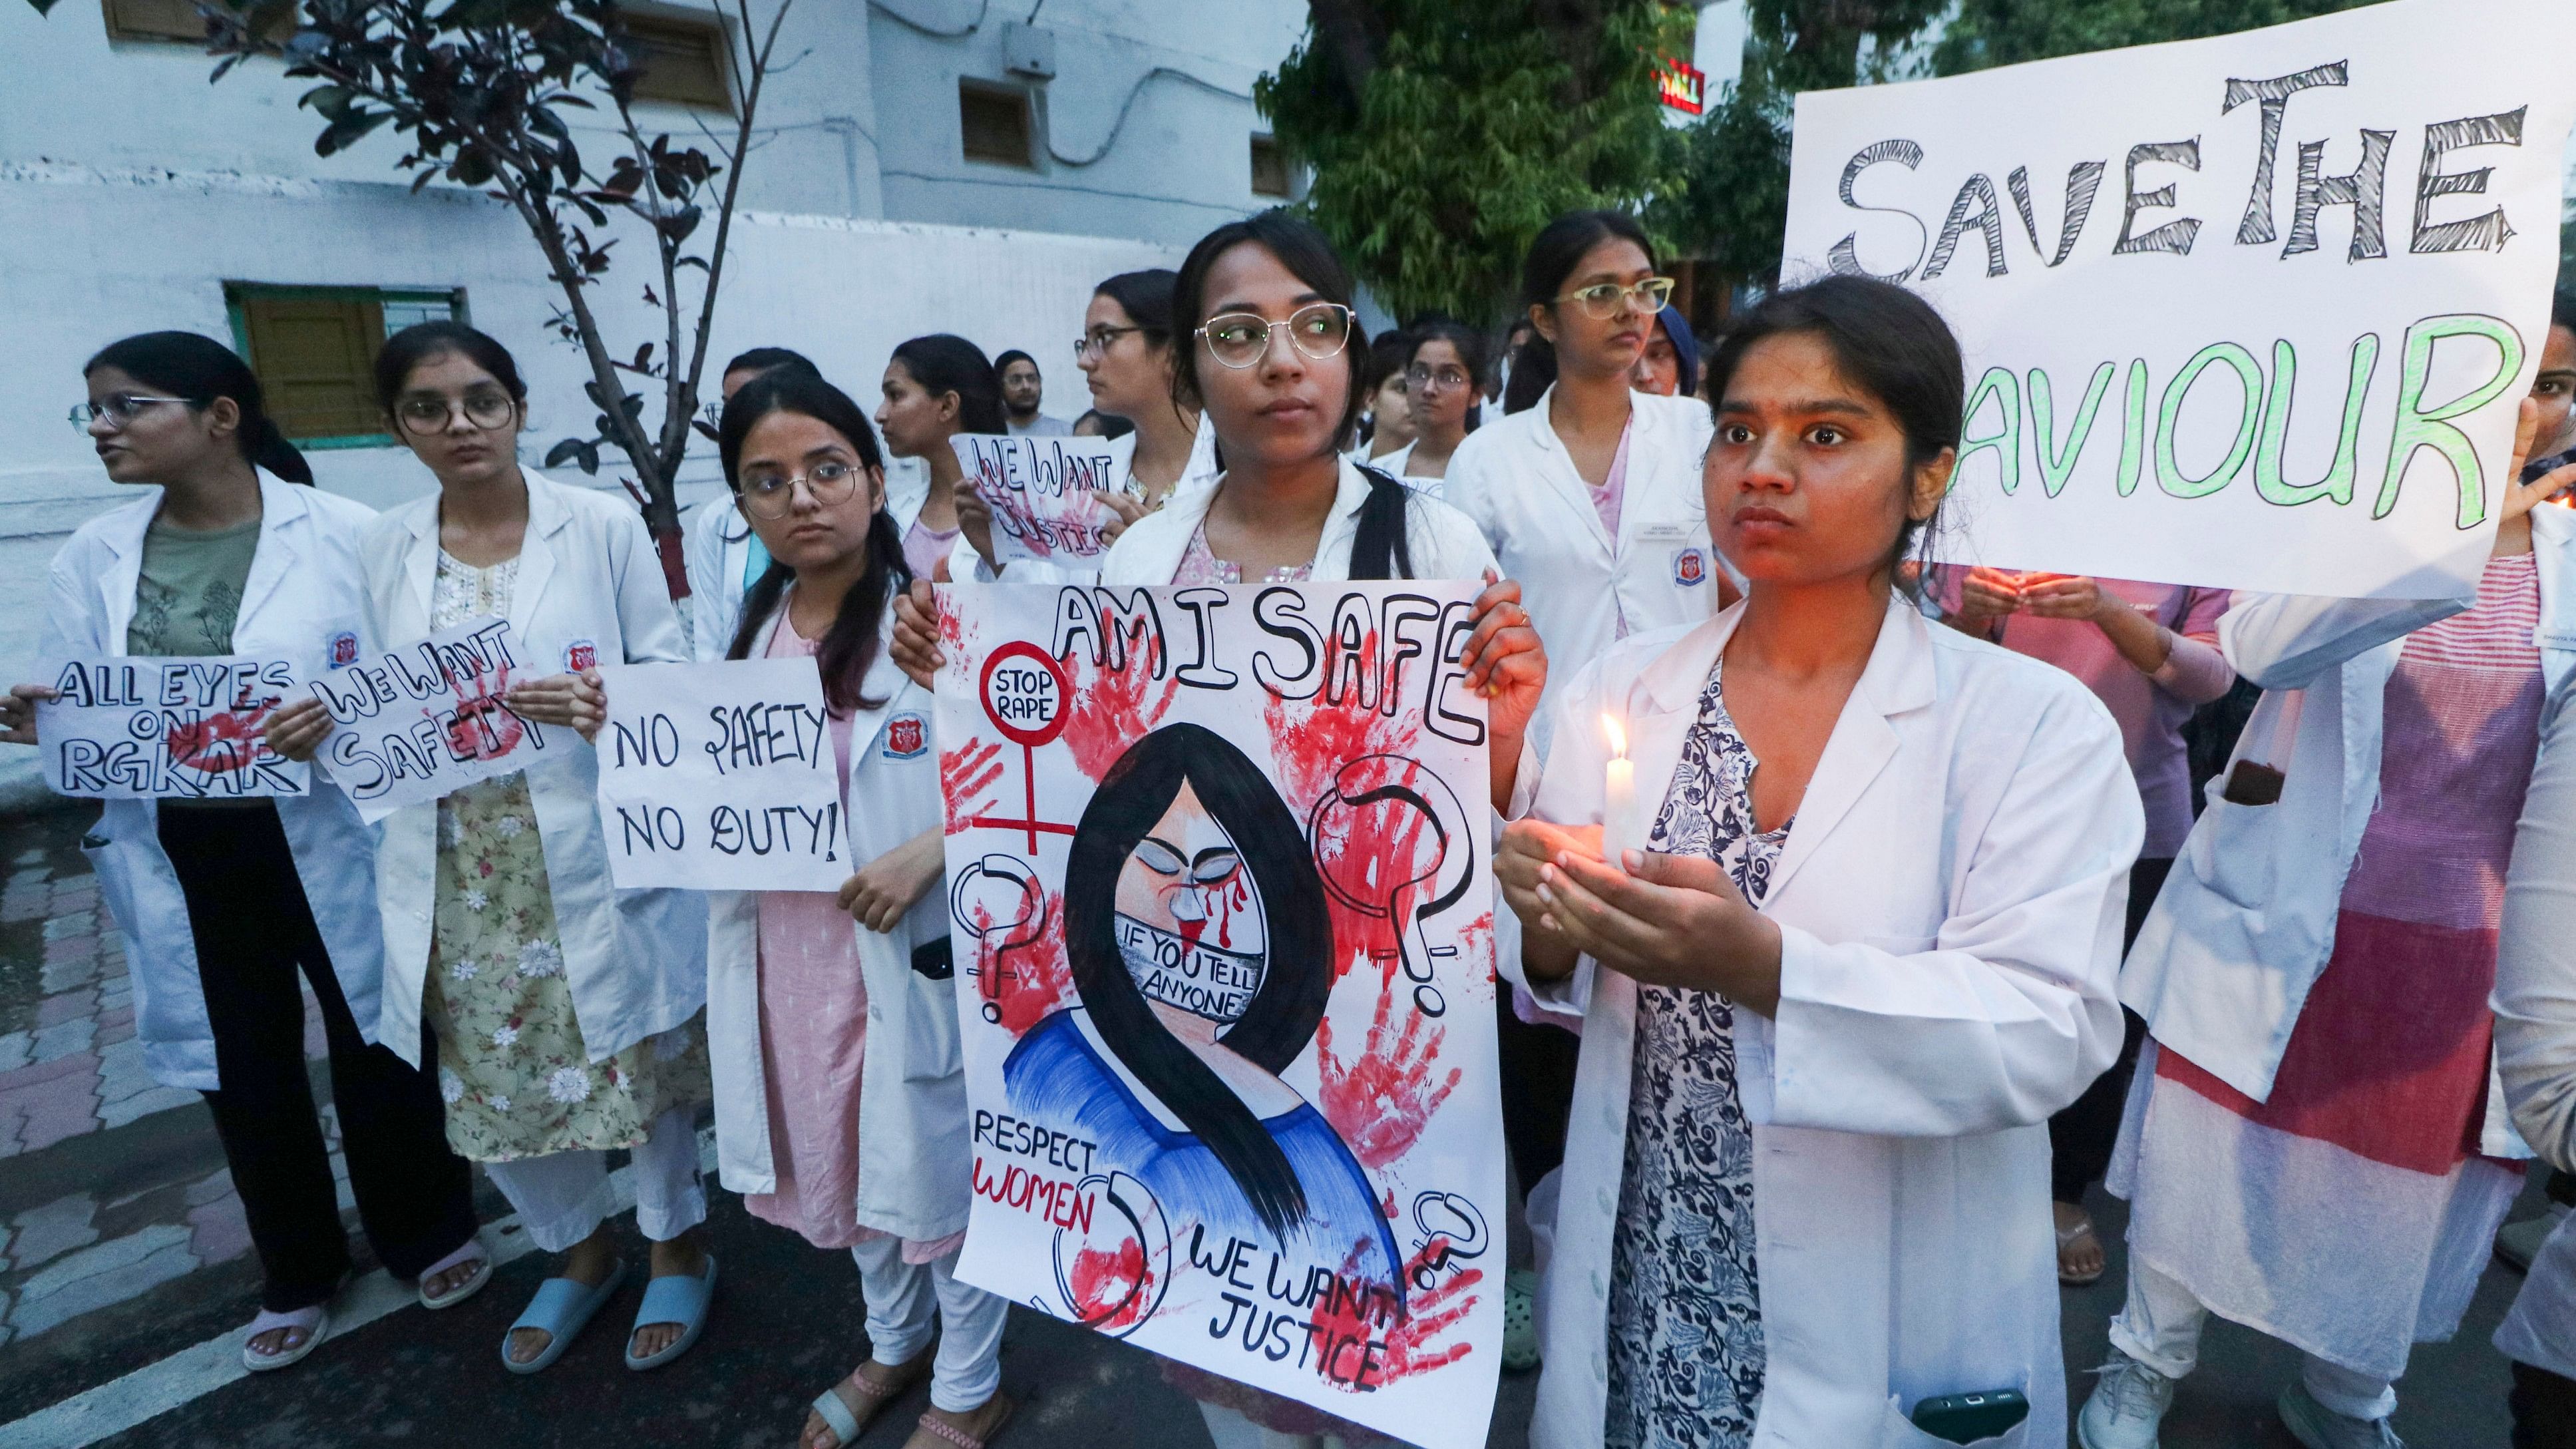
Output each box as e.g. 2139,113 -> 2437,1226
624,1255 -> 717,1371
502,1261 -> 628,1375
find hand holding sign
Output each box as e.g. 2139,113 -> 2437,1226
305,616 -> 546,820
36,656 -> 310,799
952,433 -> 1137,566
593,658 -> 847,891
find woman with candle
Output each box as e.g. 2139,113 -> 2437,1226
1496,274 -> 2139,1447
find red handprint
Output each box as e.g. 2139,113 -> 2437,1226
1308,1237 -> 1483,1389
1317,982 -> 1460,1170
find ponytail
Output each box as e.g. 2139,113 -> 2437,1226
1346,465 -> 1415,581
84,331 -> 313,484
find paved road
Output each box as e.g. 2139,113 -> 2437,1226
0,802 -> 2540,1446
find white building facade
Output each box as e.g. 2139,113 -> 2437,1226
0,0 -> 1308,801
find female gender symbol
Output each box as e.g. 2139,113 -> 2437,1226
976,641 -> 1075,852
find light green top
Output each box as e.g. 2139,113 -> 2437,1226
126,515 -> 261,657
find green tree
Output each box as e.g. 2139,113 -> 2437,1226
1652,0 -> 1946,290
1934,0 -> 2380,73
1258,0 -> 1694,323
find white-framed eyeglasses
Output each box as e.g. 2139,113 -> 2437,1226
70,395 -> 192,431
1195,303 -> 1354,370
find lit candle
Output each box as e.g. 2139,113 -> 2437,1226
1602,712 -> 1636,873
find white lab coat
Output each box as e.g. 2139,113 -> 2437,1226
361,470 -> 707,1071
1511,598 -> 2139,1448
1442,386 -> 1722,753
1100,453 -> 1498,586
706,606 -> 966,1239
2123,506 -> 2576,1153
2494,662 -> 2576,1380
684,467 -> 932,661
43,475 -> 391,1092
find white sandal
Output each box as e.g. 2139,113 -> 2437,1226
418,1239 -> 492,1311
241,1303 -> 331,1372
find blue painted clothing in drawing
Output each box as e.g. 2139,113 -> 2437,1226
1006,1010 -> 1400,1290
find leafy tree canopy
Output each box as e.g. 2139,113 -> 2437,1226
1258,0 -> 1692,323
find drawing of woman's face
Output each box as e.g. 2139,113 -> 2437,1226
1112,779 -> 1267,1033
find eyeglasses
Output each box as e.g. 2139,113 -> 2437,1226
69,395 -> 193,431
1195,303 -> 1354,370
737,459 -> 862,518
1131,836 -> 1242,887
395,390 -> 517,435
1075,325 -> 1145,361
1406,364 -> 1473,393
1555,276 -> 1676,320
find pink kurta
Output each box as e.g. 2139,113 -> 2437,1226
743,604 -> 960,1261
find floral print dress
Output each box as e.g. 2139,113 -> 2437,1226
423,551 -> 709,1162
1604,658 -> 1779,1449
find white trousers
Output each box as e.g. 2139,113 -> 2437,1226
481,1106 -> 707,1254
851,1235 -> 1008,1414
2110,1255 -> 2400,1422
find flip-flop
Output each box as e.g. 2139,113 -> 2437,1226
418,1239 -> 492,1311
910,1393 -> 1015,1449
242,1303 -> 331,1372
624,1255 -> 717,1371
1501,1267 -> 1542,1372
811,1353 -> 935,1449
502,1261 -> 628,1374
2057,1217 -> 2107,1287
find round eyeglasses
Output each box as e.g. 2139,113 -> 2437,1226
737,459 -> 862,519
1194,303 -> 1354,370
394,391 -> 518,436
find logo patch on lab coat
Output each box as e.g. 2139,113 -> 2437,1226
1673,548 -> 1708,586
564,639 -> 598,672
326,630 -> 360,669
884,713 -> 927,759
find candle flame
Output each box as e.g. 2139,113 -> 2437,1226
1602,712 -> 1627,757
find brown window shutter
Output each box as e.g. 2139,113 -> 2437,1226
240,294 -> 385,441
624,13 -> 735,111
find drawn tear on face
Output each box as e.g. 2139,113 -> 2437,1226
1115,779 -> 1266,1022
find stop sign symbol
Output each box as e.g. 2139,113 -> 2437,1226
980,642 -> 1069,748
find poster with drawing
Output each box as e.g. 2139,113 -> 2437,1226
306,616 -> 550,821
935,582 -> 1502,1449
1780,0 -> 2576,600
37,655 -> 309,799
951,432 -> 1135,567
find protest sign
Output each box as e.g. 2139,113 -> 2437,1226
306,616 -> 549,820
952,432 -> 1135,567
936,582 -> 1503,1449
38,655 -> 307,799
593,658 -> 847,891
1781,0 -> 2576,599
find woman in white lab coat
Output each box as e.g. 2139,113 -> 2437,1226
684,346 -> 819,660
1445,210 -> 1730,761
588,371 -> 1009,1449
2086,404 -> 2576,1447
1368,321 -> 1487,491
3,332 -> 482,1371
269,321 -> 715,1375
1497,276 -> 2138,1449
890,211 -> 1547,1449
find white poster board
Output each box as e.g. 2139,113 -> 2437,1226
936,582 -> 1503,1449
1780,0 -> 2576,599
594,658 -> 848,891
307,617 -> 552,820
38,656 -> 308,799
952,432 -> 1135,568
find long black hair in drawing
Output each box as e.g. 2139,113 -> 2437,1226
717,369 -> 911,713
86,331 -> 314,485
1064,723 -> 1333,1241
